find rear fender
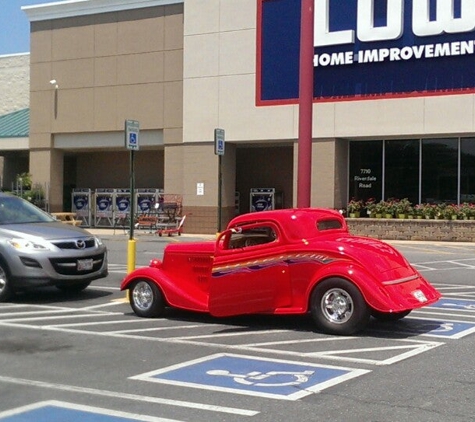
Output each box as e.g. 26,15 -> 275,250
306,263 -> 422,313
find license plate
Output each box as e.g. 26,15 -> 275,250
412,289 -> 428,303
77,259 -> 93,271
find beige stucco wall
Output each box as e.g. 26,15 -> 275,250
21,0 -> 475,228
0,54 -> 30,115
30,5 -> 183,135
184,1 -> 475,144
182,0 -> 475,211
27,2 -> 184,211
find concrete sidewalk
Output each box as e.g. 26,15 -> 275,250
84,227 -> 215,241
82,227 -> 475,245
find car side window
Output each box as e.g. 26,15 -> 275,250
228,226 -> 277,249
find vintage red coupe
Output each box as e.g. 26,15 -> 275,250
121,208 -> 441,335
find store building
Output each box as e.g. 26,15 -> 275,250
19,0 -> 475,233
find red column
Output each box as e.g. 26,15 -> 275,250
297,0 -> 314,208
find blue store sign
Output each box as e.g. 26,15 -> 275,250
258,0 -> 475,103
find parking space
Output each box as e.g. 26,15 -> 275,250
131,353 -> 370,401
2,241 -> 475,420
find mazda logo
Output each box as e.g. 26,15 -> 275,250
76,240 -> 86,249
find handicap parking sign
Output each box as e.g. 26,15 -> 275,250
131,353 -> 370,400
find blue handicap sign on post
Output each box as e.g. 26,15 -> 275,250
131,353 -> 370,400
129,132 -> 137,146
125,119 -> 139,150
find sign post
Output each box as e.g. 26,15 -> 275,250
215,128 -> 225,232
125,120 -> 139,275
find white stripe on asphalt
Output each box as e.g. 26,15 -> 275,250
0,376 -> 259,417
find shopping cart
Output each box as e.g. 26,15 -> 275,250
155,214 -> 188,237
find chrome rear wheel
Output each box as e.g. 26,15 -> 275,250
311,278 -> 370,335
321,287 -> 354,324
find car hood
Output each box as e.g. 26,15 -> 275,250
0,222 -> 95,240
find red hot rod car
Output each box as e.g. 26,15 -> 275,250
121,208 -> 441,335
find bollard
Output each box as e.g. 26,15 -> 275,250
126,239 -> 136,300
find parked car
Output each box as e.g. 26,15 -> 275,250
121,208 -> 440,335
0,192 -> 108,301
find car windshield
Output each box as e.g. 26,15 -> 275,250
0,196 -> 55,225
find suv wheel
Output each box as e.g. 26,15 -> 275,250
0,262 -> 13,302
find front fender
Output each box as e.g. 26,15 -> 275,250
120,267 -> 159,291
121,267 -> 209,312
307,263 -> 440,313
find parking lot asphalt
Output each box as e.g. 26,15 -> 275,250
2,229 -> 475,421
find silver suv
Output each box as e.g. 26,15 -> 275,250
0,192 -> 108,301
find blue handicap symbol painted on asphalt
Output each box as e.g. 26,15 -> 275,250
132,353 -> 370,400
406,318 -> 475,339
0,401 -> 169,422
429,298 -> 475,311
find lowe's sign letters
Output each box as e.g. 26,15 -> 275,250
258,0 -> 475,103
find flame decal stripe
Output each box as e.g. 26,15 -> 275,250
212,252 -> 336,277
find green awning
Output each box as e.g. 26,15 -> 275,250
0,108 -> 29,138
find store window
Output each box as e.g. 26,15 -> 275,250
385,140 -> 419,204
349,138 -> 472,205
348,141 -> 382,201
461,138 -> 475,203
422,139 -> 458,203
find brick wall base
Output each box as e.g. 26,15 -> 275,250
346,218 -> 475,242
182,206 -> 236,234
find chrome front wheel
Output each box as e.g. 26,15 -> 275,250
0,263 -> 13,302
130,280 -> 164,318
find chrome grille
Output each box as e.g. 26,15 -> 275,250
52,238 -> 96,250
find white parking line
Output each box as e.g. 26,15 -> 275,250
413,264 -> 437,271
167,329 -> 290,341
415,309 -> 475,319
0,312 -> 121,324
47,319 -> 160,328
0,309 -> 78,318
79,301 -> 126,311
414,258 -> 475,272
0,376 -> 259,417
108,324 -> 222,335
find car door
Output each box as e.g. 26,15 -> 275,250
209,222 -> 291,317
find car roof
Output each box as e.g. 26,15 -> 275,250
228,208 -> 347,240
